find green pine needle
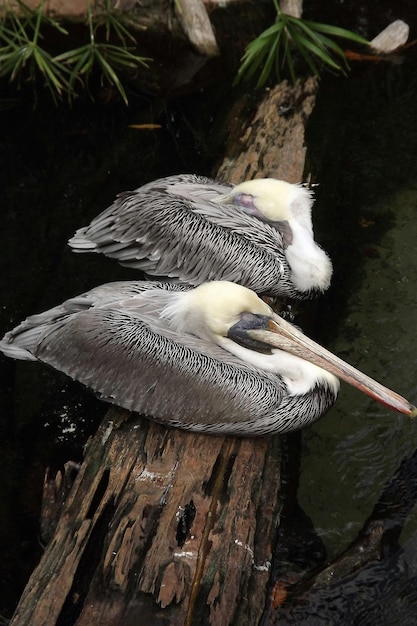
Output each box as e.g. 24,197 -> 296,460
235,2 -> 369,88
0,0 -> 151,105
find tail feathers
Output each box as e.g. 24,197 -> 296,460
68,228 -> 97,251
0,325 -> 41,361
0,301 -> 82,362
1,281 -> 188,362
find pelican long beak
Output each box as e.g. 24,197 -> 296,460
249,315 -> 417,418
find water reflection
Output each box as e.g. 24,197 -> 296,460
271,445 -> 417,624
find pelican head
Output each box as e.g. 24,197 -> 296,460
163,281 -> 417,417
162,280 -> 273,341
218,178 -> 332,295
229,178 -> 313,226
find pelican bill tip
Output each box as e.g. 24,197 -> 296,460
409,405 -> 417,419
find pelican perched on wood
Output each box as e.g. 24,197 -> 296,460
68,174 -> 332,299
1,281 -> 415,436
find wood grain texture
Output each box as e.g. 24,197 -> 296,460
217,77 -> 318,184
11,411 -> 283,625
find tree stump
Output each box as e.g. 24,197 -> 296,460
10,78 -> 318,626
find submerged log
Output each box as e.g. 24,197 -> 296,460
10,78 -> 318,626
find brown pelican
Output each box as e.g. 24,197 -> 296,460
68,174 -> 332,299
1,281 -> 415,436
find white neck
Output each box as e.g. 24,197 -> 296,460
285,220 -> 332,293
216,336 -> 340,397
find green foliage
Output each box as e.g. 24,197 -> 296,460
0,0 -> 149,105
0,0 -> 71,102
235,0 -> 369,88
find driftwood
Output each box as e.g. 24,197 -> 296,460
9,78 -> 318,626
14,412 -> 279,625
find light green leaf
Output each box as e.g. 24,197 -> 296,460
306,21 -> 369,44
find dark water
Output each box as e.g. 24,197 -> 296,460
304,57 -> 417,550
1,40 -> 417,626
271,50 -> 417,623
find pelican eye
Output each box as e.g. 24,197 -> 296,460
232,194 -> 271,223
233,192 -> 255,209
239,309 -> 267,320
227,312 -> 273,354
232,311 -> 272,331
239,311 -> 257,321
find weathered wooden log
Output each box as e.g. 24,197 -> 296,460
217,76 -> 317,184
10,77 -> 318,626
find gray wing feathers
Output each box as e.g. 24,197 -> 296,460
69,184 -> 292,295
0,281 -> 189,360
136,174 -> 231,199
34,309 -> 283,429
1,283 -> 285,431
